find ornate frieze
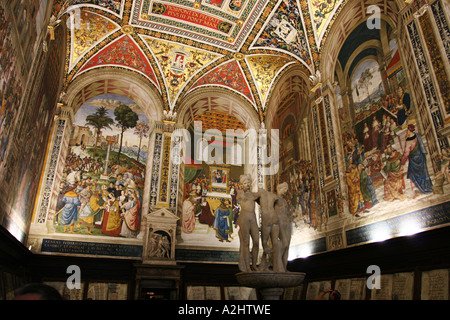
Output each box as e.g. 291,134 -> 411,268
37,119 -> 68,224
150,132 -> 163,206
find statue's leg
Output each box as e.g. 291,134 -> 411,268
249,222 -> 260,271
271,224 -> 284,273
261,224 -> 272,254
238,228 -> 251,272
280,222 -> 291,270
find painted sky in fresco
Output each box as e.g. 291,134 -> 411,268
74,94 -> 149,148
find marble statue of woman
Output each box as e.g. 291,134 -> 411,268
236,174 -> 260,272
257,187 -> 282,272
274,182 -> 291,272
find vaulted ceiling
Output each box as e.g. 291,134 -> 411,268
51,0 -> 372,122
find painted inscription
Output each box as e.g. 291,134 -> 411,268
151,2 -> 232,33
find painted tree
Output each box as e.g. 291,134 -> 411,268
358,68 -> 374,105
134,121 -> 150,163
85,106 -> 114,156
114,104 -> 139,162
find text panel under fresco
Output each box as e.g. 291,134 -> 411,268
346,201 -> 450,246
41,238 -> 143,257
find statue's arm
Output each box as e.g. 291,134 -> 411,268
251,191 -> 261,200
236,189 -> 261,201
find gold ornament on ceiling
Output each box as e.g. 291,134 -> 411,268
234,53 -> 245,61
121,25 -> 134,34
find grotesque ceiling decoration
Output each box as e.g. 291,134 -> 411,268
53,0 -> 347,120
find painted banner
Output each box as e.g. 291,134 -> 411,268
151,2 -> 232,33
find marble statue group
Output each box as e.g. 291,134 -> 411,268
236,174 -> 291,273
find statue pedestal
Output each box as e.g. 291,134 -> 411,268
236,271 -> 306,300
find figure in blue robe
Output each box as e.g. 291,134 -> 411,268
213,199 -> 232,242
59,188 -> 81,231
402,125 -> 433,195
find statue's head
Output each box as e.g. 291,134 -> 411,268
239,174 -> 252,191
277,182 -> 288,195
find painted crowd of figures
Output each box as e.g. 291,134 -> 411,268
343,88 -> 438,217
344,121 -> 434,216
278,160 -> 328,231
182,174 -> 242,243
277,86 -> 448,229
55,148 -> 144,237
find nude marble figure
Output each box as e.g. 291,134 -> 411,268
236,174 -> 260,272
237,174 -> 292,273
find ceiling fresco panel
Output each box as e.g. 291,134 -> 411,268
142,35 -> 223,108
188,59 -> 256,106
131,0 -> 270,51
76,34 -> 160,89
245,54 -> 295,107
252,0 -> 313,69
57,0 -> 356,121
308,0 -> 343,46
70,10 -> 120,70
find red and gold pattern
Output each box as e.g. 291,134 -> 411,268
78,35 -> 158,87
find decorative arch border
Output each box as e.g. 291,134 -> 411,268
176,86 -> 262,130
319,0 -> 401,82
264,64 -> 311,131
62,68 -> 164,123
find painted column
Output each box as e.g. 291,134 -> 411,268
401,2 -> 445,173
310,78 -> 350,218
149,120 -> 182,213
149,121 -> 164,208
31,105 -> 74,233
429,0 -> 450,143
169,124 -> 183,211
323,83 -> 348,218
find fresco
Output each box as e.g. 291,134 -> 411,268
70,10 -> 119,68
7,0 -> 446,264
179,117 -> 246,251
53,95 -> 148,238
246,55 -> 294,106
325,56 -> 449,247
0,2 -> 62,243
278,160 -> 327,231
181,162 -> 244,248
341,59 -> 432,214
150,2 -> 232,33
189,60 -> 255,105
253,0 -> 312,67
143,37 -> 221,107
283,50 -> 449,259
133,0 -> 266,51
78,35 -> 158,86
309,0 -> 343,42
